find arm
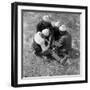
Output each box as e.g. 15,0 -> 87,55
41,40 -> 50,52
36,22 -> 43,32
58,36 -> 66,44
36,23 -> 40,32
54,36 -> 67,47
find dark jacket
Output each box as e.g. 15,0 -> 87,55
36,20 -> 52,32
52,26 -> 60,41
58,31 -> 72,51
32,39 -> 42,56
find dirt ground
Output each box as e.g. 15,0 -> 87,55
22,11 -> 80,77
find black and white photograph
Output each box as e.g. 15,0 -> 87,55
22,11 -> 80,77
11,2 -> 88,87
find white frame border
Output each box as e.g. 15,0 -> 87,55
17,5 -> 86,84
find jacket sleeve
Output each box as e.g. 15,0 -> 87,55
36,22 -> 42,32
58,36 -> 67,45
59,34 -> 72,50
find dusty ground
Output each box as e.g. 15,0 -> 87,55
22,11 -> 80,77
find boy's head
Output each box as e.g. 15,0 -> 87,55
42,28 -> 50,37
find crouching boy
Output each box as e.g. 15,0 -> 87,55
32,28 -> 51,58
